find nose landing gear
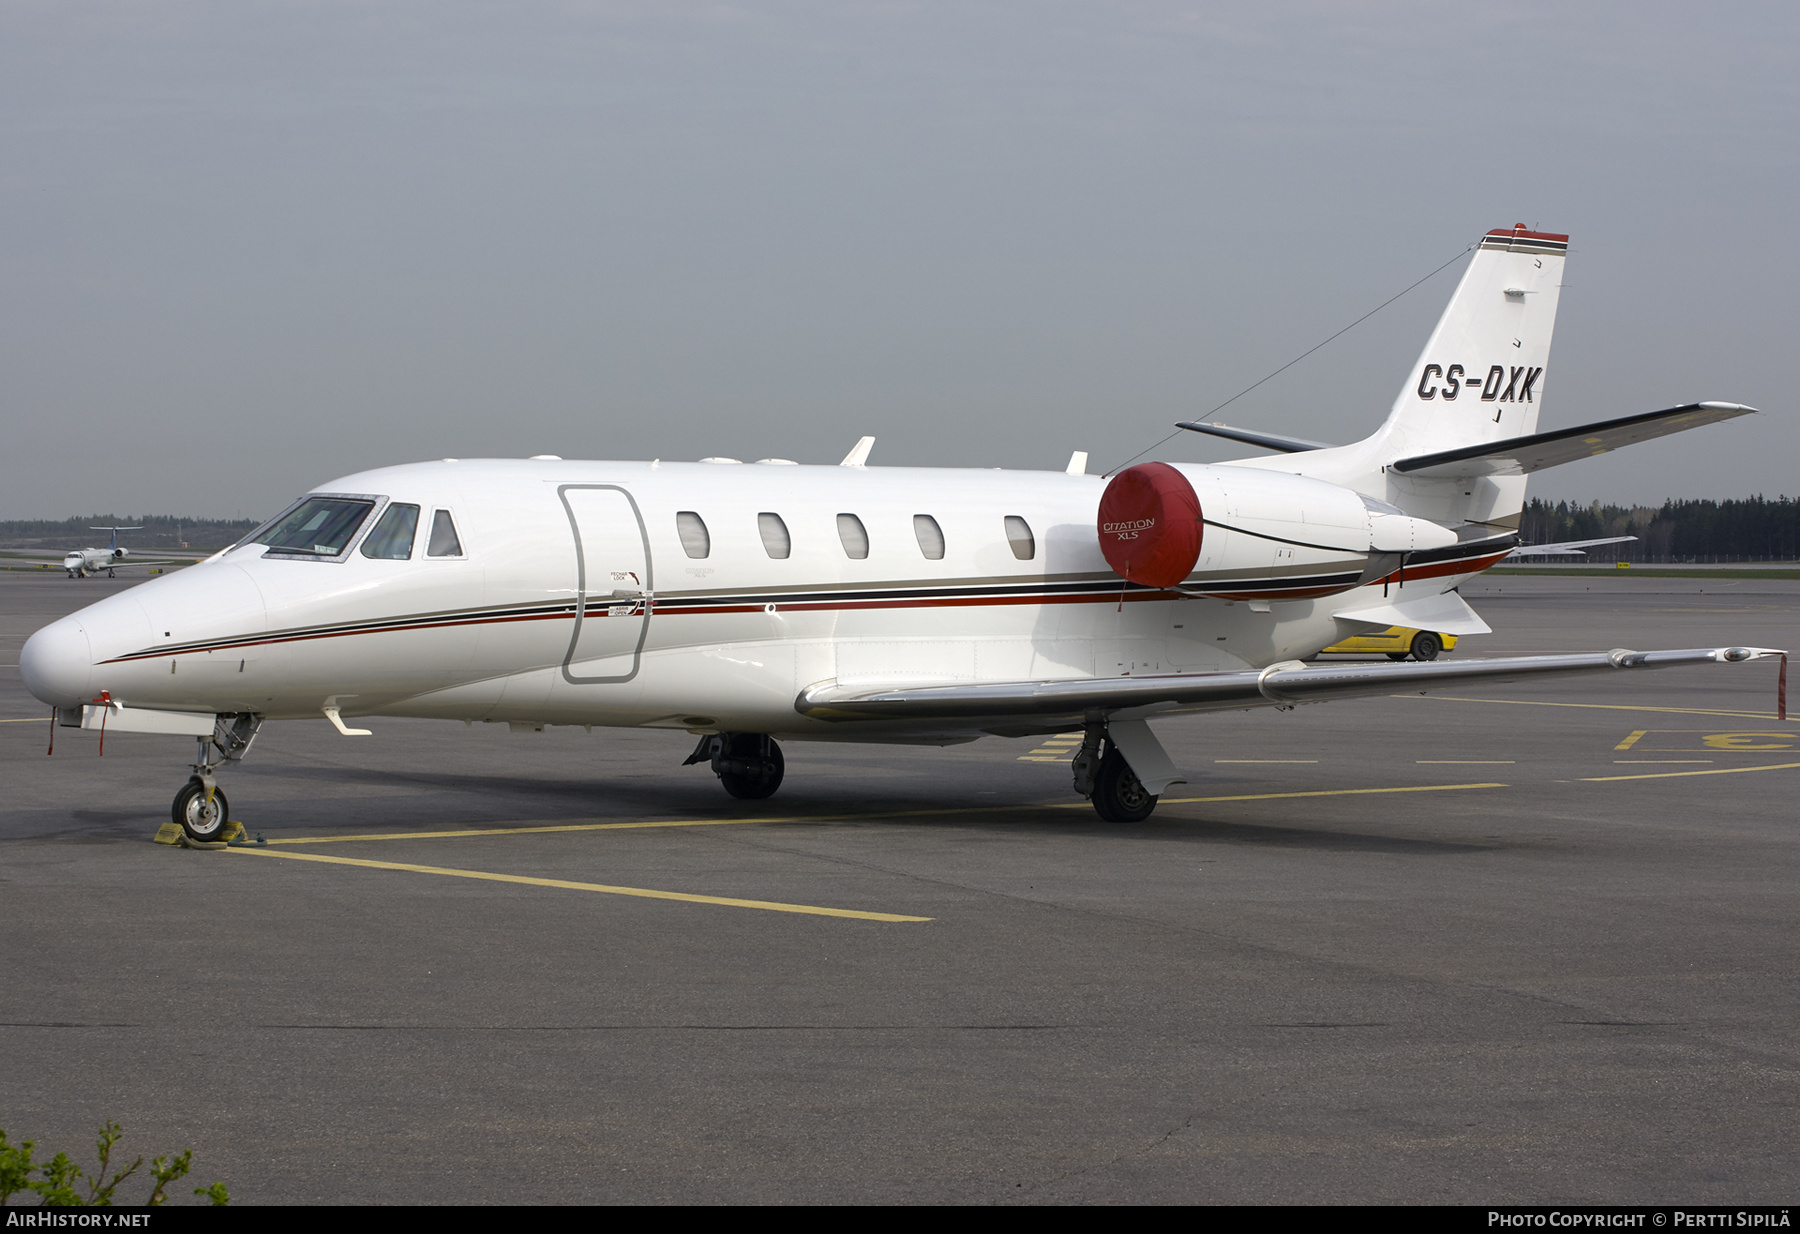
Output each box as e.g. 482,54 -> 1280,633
172,713 -> 264,842
684,732 -> 786,800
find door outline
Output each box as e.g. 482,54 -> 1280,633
558,484 -> 654,685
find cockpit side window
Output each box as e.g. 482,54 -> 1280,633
257,497 -> 377,558
427,509 -> 464,557
360,503 -> 420,560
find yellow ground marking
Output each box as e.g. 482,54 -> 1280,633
1215,759 -> 1318,764
266,816 -> 811,845
1416,760 -> 1514,764
1610,729 -> 1796,754
225,848 -> 931,922
257,781 -> 1513,848
1403,696 -> 1796,723
1702,733 -> 1795,750
1157,782 -> 1507,805
0,717 -> 50,723
1614,760 -> 1713,764
1581,761 -> 1800,783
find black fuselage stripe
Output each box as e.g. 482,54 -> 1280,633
105,545 -> 1514,662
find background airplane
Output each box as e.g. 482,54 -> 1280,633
1,526 -> 201,578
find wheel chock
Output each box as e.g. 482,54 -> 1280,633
156,820 -> 253,847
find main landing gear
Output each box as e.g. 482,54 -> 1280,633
173,713 -> 263,842
1071,723 -> 1159,823
685,732 -> 785,800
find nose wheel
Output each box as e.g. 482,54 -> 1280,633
172,778 -> 231,843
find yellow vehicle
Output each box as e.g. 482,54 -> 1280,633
1319,626 -> 1457,662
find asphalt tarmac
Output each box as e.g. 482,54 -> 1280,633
3,570 -> 1796,1204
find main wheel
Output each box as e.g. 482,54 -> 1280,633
718,734 -> 784,800
1409,631 -> 1443,661
172,779 -> 231,842
1091,747 -> 1157,823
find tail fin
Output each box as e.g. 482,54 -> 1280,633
1226,226 -> 1567,529
1373,225 -> 1566,460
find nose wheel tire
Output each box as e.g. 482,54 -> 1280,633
718,734 -> 785,800
1091,748 -> 1157,823
173,779 -> 231,843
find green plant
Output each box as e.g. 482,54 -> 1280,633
0,1124 -> 227,1206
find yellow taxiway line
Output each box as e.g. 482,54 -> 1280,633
225,847 -> 931,922
260,780 -> 1515,847
1580,761 -> 1800,783
1157,782 -> 1507,805
1400,695 -> 1797,722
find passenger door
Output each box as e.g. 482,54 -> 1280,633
559,485 -> 653,684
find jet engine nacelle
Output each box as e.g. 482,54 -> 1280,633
1098,462 -> 1455,595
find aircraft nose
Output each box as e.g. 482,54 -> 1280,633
20,616 -> 93,708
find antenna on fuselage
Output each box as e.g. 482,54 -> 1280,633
839,437 -> 875,468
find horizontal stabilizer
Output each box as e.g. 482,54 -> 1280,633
797,646 -> 1780,723
1331,589 -> 1492,636
1174,421 -> 1332,453
1507,536 -> 1636,559
1392,402 -> 1756,478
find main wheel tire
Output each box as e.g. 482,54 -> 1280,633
1410,632 -> 1443,662
172,779 -> 231,842
1091,747 -> 1157,823
718,734 -> 785,800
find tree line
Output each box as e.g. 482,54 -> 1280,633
1519,496 -> 1800,562
0,515 -> 257,552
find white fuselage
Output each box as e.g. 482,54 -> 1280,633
21,458 -> 1507,742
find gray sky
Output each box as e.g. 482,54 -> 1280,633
3,1 -> 1794,519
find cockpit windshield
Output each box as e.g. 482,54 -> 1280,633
255,497 -> 377,557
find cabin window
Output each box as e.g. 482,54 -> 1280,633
836,513 -> 869,560
758,512 -> 791,560
1004,515 -> 1035,561
257,497 -> 376,558
913,514 -> 945,560
675,511 -> 711,559
360,503 -> 420,560
427,509 -> 464,557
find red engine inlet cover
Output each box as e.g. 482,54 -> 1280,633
1098,462 -> 1203,588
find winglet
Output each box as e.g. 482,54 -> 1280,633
1066,451 -> 1089,475
839,436 -> 875,468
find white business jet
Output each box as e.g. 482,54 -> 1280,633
19,226 -> 1780,841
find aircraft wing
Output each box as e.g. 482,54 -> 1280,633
1392,402 -> 1756,478
797,646 -> 1780,724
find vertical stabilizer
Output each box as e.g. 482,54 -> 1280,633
1227,225 -> 1570,529
1374,225 -> 1567,460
